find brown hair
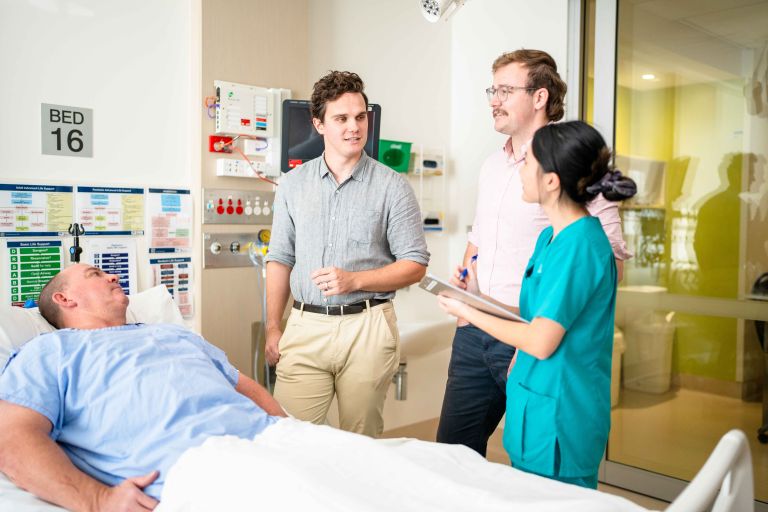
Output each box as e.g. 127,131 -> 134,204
492,49 -> 567,121
38,271 -> 68,328
310,71 -> 368,122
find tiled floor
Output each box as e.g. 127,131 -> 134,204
383,418 -> 669,510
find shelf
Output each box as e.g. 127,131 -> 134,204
406,144 -> 446,232
617,288 -> 768,321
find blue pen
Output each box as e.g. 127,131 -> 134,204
459,254 -> 478,281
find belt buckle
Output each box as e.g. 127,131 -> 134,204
325,304 -> 344,316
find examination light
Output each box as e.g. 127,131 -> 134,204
419,0 -> 467,23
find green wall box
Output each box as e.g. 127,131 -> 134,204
379,139 -> 412,173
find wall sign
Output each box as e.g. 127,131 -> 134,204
6,240 -> 64,306
84,238 -> 138,297
75,186 -> 144,235
0,184 -> 73,237
147,188 -> 192,252
150,256 -> 193,318
41,103 -> 93,158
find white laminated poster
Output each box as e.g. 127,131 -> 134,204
83,238 -> 138,296
149,256 -> 193,318
76,186 -> 145,235
0,184 -> 73,237
147,188 -> 192,253
4,239 -> 64,306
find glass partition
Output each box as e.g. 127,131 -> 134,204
585,0 -> 768,505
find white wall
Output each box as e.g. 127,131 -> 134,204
448,0 -> 569,260
308,0 -> 570,429
0,0 -> 193,187
0,0 -> 195,293
307,0 -> 452,149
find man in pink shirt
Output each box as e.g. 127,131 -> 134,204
436,49 -> 631,457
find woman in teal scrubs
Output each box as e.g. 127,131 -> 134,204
438,121 -> 636,488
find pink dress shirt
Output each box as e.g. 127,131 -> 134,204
467,139 -> 632,307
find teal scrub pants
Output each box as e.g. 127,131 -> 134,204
515,464 -> 598,489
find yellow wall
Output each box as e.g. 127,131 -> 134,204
616,80 -> 744,382
615,85 -> 674,162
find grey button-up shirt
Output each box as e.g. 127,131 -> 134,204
266,152 -> 430,306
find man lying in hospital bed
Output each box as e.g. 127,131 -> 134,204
0,264 -> 750,511
0,264 -> 286,510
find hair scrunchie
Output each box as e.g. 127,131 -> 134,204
586,169 -> 637,200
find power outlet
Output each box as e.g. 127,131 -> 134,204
208,135 -> 233,153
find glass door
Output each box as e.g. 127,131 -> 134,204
585,0 -> 768,507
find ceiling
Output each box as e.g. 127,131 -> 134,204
615,0 -> 768,90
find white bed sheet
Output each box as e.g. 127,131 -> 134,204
0,419 -> 654,512
0,473 -> 67,512
158,418 -> 652,512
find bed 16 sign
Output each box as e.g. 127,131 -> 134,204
41,103 -> 93,158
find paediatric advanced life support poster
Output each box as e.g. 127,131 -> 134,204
0,184 -> 73,237
147,188 -> 192,252
4,240 -> 64,306
76,186 -> 145,235
84,238 -> 138,296
149,256 -> 193,318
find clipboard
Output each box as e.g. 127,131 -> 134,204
418,274 -> 529,323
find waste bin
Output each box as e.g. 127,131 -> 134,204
623,311 -> 675,394
612,327 -> 626,408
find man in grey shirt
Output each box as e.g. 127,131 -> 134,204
265,71 -> 429,437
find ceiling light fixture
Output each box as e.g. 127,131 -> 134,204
420,0 -> 467,23
641,73 -> 656,80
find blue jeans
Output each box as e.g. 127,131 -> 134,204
437,324 -> 516,457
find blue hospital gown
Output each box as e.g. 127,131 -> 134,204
503,216 -> 617,482
0,323 -> 278,499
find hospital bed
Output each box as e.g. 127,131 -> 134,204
0,288 -> 755,512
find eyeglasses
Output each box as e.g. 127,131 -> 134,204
485,85 -> 535,102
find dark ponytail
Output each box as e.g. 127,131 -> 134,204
531,121 -> 637,204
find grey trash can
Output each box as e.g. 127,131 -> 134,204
623,311 -> 676,394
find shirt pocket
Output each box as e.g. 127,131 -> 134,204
347,209 -> 383,244
504,382 -> 558,476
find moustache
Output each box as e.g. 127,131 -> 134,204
493,109 -> 507,117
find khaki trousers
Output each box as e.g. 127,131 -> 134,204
273,301 -> 400,437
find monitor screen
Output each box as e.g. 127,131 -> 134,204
280,99 -> 381,172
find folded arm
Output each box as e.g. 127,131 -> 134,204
312,259 -> 426,296
0,400 -> 158,512
317,180 -> 428,295
348,259 -> 427,292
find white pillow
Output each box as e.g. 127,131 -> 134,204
0,285 -> 184,370
125,284 -> 185,326
0,307 -> 55,370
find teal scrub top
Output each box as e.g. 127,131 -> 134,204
503,216 -> 617,478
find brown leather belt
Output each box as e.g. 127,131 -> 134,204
293,298 -> 390,316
